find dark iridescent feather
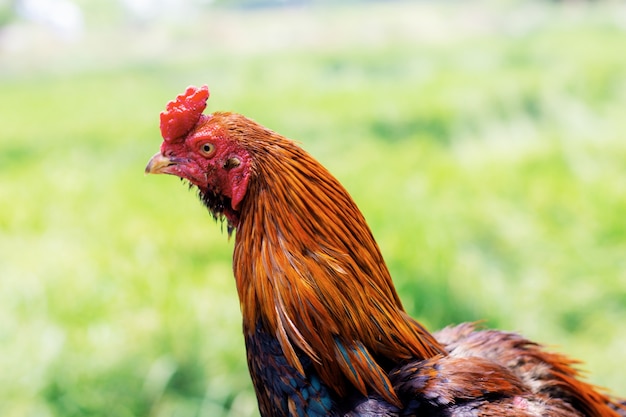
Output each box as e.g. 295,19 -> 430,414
148,86 -> 626,417
246,322 -> 337,417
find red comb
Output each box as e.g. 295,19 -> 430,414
160,85 -> 210,142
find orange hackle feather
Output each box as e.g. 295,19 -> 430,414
222,113 -> 624,415
216,113 -> 445,405
148,86 -> 626,416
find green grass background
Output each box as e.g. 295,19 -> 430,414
1,1 -> 626,416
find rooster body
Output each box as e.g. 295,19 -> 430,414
146,86 -> 625,417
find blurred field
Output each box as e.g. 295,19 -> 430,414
1,1 -> 626,416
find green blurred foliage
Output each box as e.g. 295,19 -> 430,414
1,1 -> 626,416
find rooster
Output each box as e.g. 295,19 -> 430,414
146,85 -> 625,417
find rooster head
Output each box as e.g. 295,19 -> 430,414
145,85 -> 253,225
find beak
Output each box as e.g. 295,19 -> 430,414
145,152 -> 174,175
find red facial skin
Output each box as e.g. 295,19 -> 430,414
156,116 -> 251,211
146,85 -> 252,225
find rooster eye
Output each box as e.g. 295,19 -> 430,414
200,143 -> 215,156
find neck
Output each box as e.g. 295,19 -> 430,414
230,125 -> 444,405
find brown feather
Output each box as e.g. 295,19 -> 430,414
149,93 -> 626,416
436,323 -> 625,417
219,112 -> 445,404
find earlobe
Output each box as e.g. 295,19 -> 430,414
230,168 -> 250,211
228,157 -> 250,211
